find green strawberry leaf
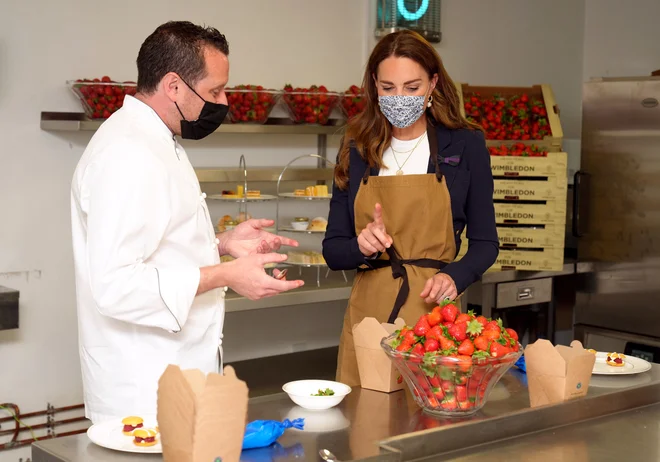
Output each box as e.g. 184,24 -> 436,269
472,350 -> 491,359
466,319 -> 483,337
440,368 -> 454,381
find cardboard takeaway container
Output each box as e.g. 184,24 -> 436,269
353,317 -> 406,393
157,365 -> 249,462
524,339 -> 596,408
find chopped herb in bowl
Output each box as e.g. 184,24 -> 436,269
311,388 -> 335,397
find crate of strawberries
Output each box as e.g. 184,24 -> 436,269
282,84 -> 340,125
381,301 -> 522,416
461,83 -> 563,152
226,85 -> 282,124
68,76 -> 137,120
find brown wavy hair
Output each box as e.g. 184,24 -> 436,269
334,30 -> 481,190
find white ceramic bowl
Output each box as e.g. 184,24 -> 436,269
290,221 -> 309,231
282,380 -> 351,411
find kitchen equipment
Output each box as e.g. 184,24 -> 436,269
574,76 -> 660,353
281,380 -> 351,410
375,0 -> 442,43
380,333 -> 522,416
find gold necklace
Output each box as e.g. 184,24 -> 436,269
391,132 -> 427,175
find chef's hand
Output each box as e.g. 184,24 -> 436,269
358,203 -> 393,257
219,219 -> 299,258
420,273 -> 458,305
225,253 -> 303,300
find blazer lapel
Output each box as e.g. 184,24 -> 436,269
427,121 -> 466,191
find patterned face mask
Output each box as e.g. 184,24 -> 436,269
378,93 -> 428,128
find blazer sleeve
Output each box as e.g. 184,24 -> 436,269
322,153 -> 369,271
441,131 -> 499,293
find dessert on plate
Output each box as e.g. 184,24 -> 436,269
307,217 -> 328,232
121,416 -> 144,436
606,352 -> 625,367
132,428 -> 159,447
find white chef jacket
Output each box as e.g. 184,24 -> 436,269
71,95 -> 224,424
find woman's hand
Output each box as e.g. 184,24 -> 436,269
357,203 -> 393,256
420,273 -> 457,305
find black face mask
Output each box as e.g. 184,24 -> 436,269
175,79 -> 228,140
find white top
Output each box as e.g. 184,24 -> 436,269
380,132 -> 430,176
71,96 -> 224,424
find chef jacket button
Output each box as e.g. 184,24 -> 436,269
215,238 -> 220,245
201,192 -> 207,200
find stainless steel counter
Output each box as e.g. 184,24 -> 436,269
33,364 -> 660,462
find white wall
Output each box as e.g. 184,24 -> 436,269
583,0 -> 660,80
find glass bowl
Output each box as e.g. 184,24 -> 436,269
226,86 -> 282,124
281,86 -> 340,125
67,79 -> 137,119
339,86 -> 366,120
381,333 -> 522,416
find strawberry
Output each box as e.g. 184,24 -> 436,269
413,316 -> 431,336
457,339 -> 475,356
412,343 -> 425,356
427,310 -> 442,327
490,342 -> 511,358
474,335 -> 490,352
458,401 -> 473,410
441,303 -> 459,323
432,387 -> 444,400
439,336 -> 457,351
441,395 -> 458,410
429,376 -> 441,388
455,355 -> 472,372
448,322 -> 467,342
485,320 -> 502,334
441,380 -> 454,394
396,342 -> 412,352
483,329 -> 501,341
455,313 -> 471,324
429,325 -> 443,340
404,330 -> 416,344
424,338 -> 439,352
505,328 -> 519,342
466,319 -> 484,338
475,315 -> 488,329
455,385 -> 468,403
443,321 -> 454,328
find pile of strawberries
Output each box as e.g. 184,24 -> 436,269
488,143 -> 548,157
226,85 -> 280,124
389,302 -> 520,412
282,84 -> 338,124
464,92 -> 550,141
340,85 -> 366,120
73,76 -> 137,119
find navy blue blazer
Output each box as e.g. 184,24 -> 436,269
322,122 -> 499,294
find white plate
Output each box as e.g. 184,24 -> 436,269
207,194 -> 277,202
592,352 -> 652,376
279,192 -> 332,200
279,227 -> 326,234
87,415 -> 161,454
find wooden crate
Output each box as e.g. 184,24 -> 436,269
494,201 -> 567,225
497,224 -> 566,249
493,178 -> 567,201
456,246 -> 564,272
458,83 -> 563,152
490,152 -> 568,178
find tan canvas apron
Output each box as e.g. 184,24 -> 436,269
336,134 -> 458,386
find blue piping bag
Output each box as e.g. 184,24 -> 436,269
241,418 -> 305,450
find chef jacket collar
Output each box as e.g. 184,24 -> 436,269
123,95 -> 176,142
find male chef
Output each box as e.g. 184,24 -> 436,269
71,21 -> 303,423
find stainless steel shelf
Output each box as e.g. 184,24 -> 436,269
40,111 -> 345,135
224,272 -> 354,313
196,167 -> 334,184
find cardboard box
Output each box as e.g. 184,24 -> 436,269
353,317 -> 406,393
524,340 -> 596,408
157,365 -> 249,462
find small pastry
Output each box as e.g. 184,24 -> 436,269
221,190 -> 235,196
247,190 -> 261,198
314,185 -> 329,197
236,212 -> 252,223
606,353 -> 625,367
304,186 -> 315,196
237,185 -> 245,197
587,349 -> 597,355
294,189 -> 306,196
307,217 -> 328,232
133,428 -> 158,447
121,416 -> 144,436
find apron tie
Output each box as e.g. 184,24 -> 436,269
360,246 -> 448,323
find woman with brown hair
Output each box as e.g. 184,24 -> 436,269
322,30 -> 498,386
